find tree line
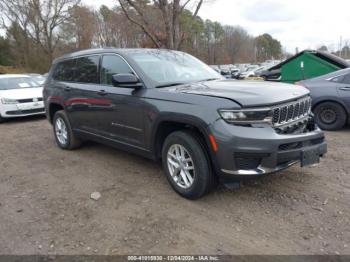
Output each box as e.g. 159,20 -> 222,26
0,0 -> 284,73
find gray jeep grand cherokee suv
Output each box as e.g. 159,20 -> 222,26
43,48 -> 327,199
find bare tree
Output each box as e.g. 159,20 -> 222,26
118,0 -> 205,50
61,5 -> 97,50
0,0 -> 80,64
223,25 -> 255,63
94,5 -> 142,48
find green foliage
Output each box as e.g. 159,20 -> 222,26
255,33 -> 282,62
0,36 -> 11,66
99,5 -> 113,21
204,20 -> 224,42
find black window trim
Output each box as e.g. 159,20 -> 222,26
53,52 -> 141,87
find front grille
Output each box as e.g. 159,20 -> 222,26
6,108 -> 45,115
18,98 -> 43,103
272,96 -> 311,127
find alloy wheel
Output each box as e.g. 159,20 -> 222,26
55,117 -> 68,145
167,144 -> 195,189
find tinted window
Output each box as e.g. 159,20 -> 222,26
75,56 -> 99,83
100,55 -> 133,85
53,59 -> 76,81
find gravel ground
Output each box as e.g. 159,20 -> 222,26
0,116 -> 349,255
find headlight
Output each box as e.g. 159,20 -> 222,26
1,98 -> 19,104
219,108 -> 272,125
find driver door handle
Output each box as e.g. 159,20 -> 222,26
340,87 -> 350,91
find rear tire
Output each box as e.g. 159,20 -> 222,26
53,110 -> 82,150
161,130 -> 215,200
314,102 -> 347,131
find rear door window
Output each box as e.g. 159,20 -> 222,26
75,56 -> 100,84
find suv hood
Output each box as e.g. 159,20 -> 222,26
164,80 -> 309,107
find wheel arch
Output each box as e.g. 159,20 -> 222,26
151,114 -> 216,162
48,103 -> 64,123
152,116 -> 221,178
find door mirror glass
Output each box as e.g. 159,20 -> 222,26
112,73 -> 142,88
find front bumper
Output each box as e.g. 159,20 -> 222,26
210,119 -> 327,180
0,101 -> 45,118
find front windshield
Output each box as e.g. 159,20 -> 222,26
0,77 -> 41,90
30,75 -> 46,85
129,50 -> 222,86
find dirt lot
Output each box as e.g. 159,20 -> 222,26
0,116 -> 349,255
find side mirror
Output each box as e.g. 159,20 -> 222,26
112,73 -> 143,89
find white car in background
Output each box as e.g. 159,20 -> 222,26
238,65 -> 262,79
0,74 -> 45,123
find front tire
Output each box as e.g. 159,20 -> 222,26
53,110 -> 82,150
314,102 -> 347,131
0,114 -> 5,123
161,131 -> 215,200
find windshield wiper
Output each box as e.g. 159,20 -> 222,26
155,82 -> 185,88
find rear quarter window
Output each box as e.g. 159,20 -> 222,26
53,59 -> 76,82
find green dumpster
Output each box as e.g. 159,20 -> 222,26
266,50 -> 349,84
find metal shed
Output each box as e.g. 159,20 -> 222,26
263,50 -> 349,83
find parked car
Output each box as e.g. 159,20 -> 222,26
260,68 -> 281,81
44,48 -> 327,199
230,68 -> 241,79
238,65 -> 262,79
0,74 -> 45,123
299,68 -> 350,130
218,65 -> 233,79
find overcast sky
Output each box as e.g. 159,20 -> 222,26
83,0 -> 350,53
